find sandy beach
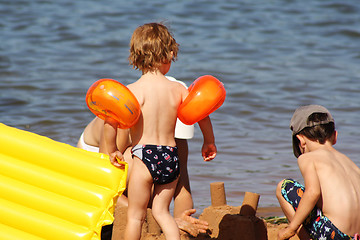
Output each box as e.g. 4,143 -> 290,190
110,205 -> 299,240
258,207 -> 299,240
108,183 -> 299,240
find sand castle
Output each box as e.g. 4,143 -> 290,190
110,181 -> 299,240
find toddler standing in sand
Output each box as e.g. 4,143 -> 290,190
77,79 -> 211,237
277,105 -> 360,240
105,22 -> 217,240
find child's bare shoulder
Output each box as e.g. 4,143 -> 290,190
127,80 -> 143,92
169,80 -> 187,90
297,150 -> 328,166
165,79 -> 187,93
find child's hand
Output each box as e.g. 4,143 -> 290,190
109,151 -> 125,168
175,209 -> 209,236
201,143 -> 217,161
277,226 -> 296,240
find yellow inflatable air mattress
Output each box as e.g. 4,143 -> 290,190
0,123 -> 127,240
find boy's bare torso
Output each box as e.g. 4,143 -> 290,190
300,146 -> 360,235
127,73 -> 188,147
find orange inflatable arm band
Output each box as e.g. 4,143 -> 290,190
86,79 -> 140,129
178,75 -> 226,125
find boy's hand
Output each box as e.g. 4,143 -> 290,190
278,226 -> 296,240
109,151 -> 125,168
175,209 -> 209,236
201,143 -> 217,161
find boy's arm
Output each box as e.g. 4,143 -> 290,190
198,116 -> 217,161
278,155 -> 321,240
101,118 -> 124,168
116,128 -> 131,153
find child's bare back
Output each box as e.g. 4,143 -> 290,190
127,73 -> 188,147
304,147 -> 360,235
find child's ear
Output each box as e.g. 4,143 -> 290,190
332,130 -> 338,145
296,134 -> 306,149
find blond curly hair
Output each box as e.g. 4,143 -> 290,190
128,22 -> 179,73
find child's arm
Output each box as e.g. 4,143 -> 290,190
102,118 -> 125,168
101,118 -> 117,154
278,154 -> 321,240
198,116 -> 217,161
116,128 -> 131,154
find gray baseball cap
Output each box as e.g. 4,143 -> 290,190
290,105 -> 334,157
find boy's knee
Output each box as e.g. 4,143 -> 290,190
276,179 -> 286,199
128,207 -> 147,223
151,206 -> 161,218
151,206 -> 168,221
132,214 -> 146,225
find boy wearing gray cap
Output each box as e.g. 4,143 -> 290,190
276,105 -> 360,240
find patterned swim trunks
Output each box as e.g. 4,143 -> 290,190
131,144 -> 180,184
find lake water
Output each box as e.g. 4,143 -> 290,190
1,0 -> 360,212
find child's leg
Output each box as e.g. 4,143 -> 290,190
152,178 -> 180,240
124,157 -> 153,240
276,179 -> 311,240
173,139 -> 208,237
173,138 -> 193,218
276,179 -> 297,221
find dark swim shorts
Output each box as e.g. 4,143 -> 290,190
281,178 -> 355,240
131,144 -> 180,184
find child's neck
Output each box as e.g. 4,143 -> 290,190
142,61 -> 171,76
306,139 -> 334,153
142,70 -> 164,76
140,70 -> 167,82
